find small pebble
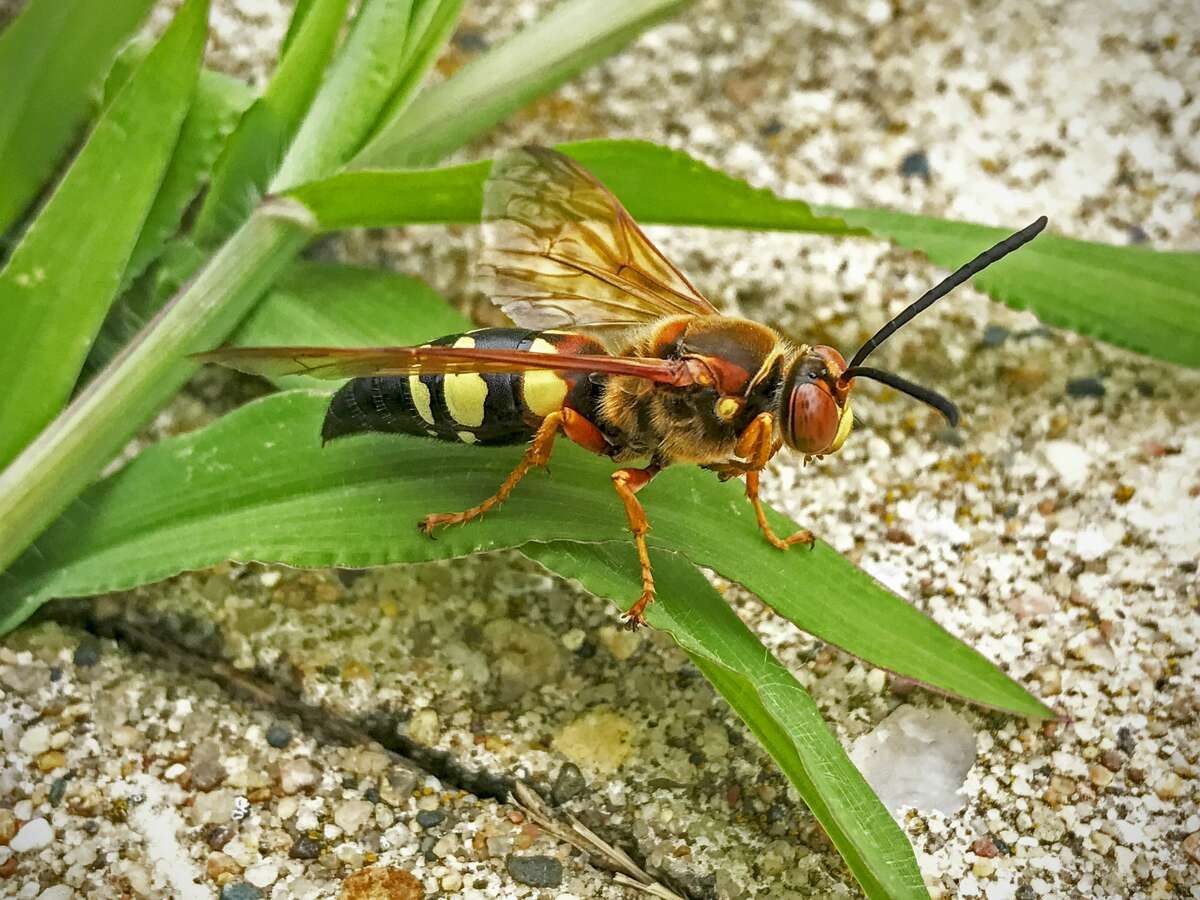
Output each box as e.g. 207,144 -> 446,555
265,723 -> 292,749
289,835 -> 321,859
36,887 -> 73,900
899,150 -> 931,178
244,862 -> 279,888
36,750 -> 65,773
1100,749 -> 1124,772
1182,831 -> 1200,865
972,837 -> 999,858
505,854 -> 563,887
339,866 -> 423,899
10,817 -> 53,852
279,759 -> 317,794
204,824 -> 236,849
220,885 -> 263,900
415,809 -> 445,829
207,852 -> 240,879
19,725 -> 51,755
334,800 -> 374,835
407,708 -> 441,745
48,777 -> 68,806
73,638 -> 101,667
551,763 -> 587,804
981,324 -> 1011,347
1065,376 -> 1106,398
0,809 -> 18,843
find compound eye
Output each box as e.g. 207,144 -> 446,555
787,382 -> 839,454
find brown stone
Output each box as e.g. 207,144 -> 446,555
340,866 -> 423,900
971,837 -> 999,858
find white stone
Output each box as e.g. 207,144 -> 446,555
279,758 -> 318,794
1041,441 -> 1091,487
10,818 -> 53,852
333,799 -> 373,836
849,705 -> 976,815
19,725 -> 50,755
245,862 -> 279,887
36,887 -> 74,900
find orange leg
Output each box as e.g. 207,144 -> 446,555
611,464 -> 661,630
420,409 -> 608,535
733,412 -> 813,551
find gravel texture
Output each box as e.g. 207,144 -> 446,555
2,0 -> 1198,898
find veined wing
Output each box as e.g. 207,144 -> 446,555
480,146 -> 719,329
193,345 -> 699,386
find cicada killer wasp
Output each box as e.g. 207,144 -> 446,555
197,147 -> 1047,628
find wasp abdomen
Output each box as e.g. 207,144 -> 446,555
320,328 -> 605,445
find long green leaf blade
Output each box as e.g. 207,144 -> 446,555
191,0 -> 352,246
0,263 -> 1047,719
271,0 -> 416,191
0,199 -> 316,579
528,540 -> 928,900
820,206 -> 1200,369
0,0 -> 156,235
351,0 -> 690,168
294,139 -> 1200,367
294,140 -> 853,233
0,0 -> 210,468
125,68 -> 256,286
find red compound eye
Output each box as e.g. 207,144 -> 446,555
786,381 -> 839,454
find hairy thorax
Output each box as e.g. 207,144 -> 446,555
596,316 -> 790,466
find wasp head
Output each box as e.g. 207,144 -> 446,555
779,346 -> 854,456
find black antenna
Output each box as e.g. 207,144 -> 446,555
845,216 -> 1048,372
844,367 -> 960,426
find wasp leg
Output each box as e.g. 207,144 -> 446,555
734,412 -> 813,551
419,409 -> 609,535
745,468 -> 813,550
611,464 -> 662,630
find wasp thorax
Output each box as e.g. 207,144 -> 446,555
780,346 -> 854,455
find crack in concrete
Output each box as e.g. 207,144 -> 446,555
46,604 -> 707,899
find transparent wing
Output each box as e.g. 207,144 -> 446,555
480,146 -> 719,329
193,345 -> 699,386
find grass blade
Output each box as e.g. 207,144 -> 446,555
0,0 -> 155,235
125,68 -> 256,286
294,140 -> 853,233
0,261 -> 1047,719
294,139 -> 1200,367
191,0 -> 352,246
527,541 -> 929,900
351,0 -> 690,168
819,206 -> 1200,369
271,0 -> 416,191
0,0 -> 210,468
0,199 -> 316,579
368,0 -> 465,128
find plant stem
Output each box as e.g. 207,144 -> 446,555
0,199 -> 316,574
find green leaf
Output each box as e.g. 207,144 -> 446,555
819,206 -> 1200,369
0,0 -> 156,235
124,68 -> 256,286
351,0 -> 691,168
0,0 -> 210,468
295,138 -> 1200,367
527,541 -> 928,900
0,387 -> 1042,721
1,261 -> 1047,720
280,0 -> 321,56
368,0 -> 465,129
293,139 -> 854,233
271,0 -> 417,190
191,0 -> 352,247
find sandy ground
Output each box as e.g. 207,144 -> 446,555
1,0 -> 1198,898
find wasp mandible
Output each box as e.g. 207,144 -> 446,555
198,147 -> 1047,628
